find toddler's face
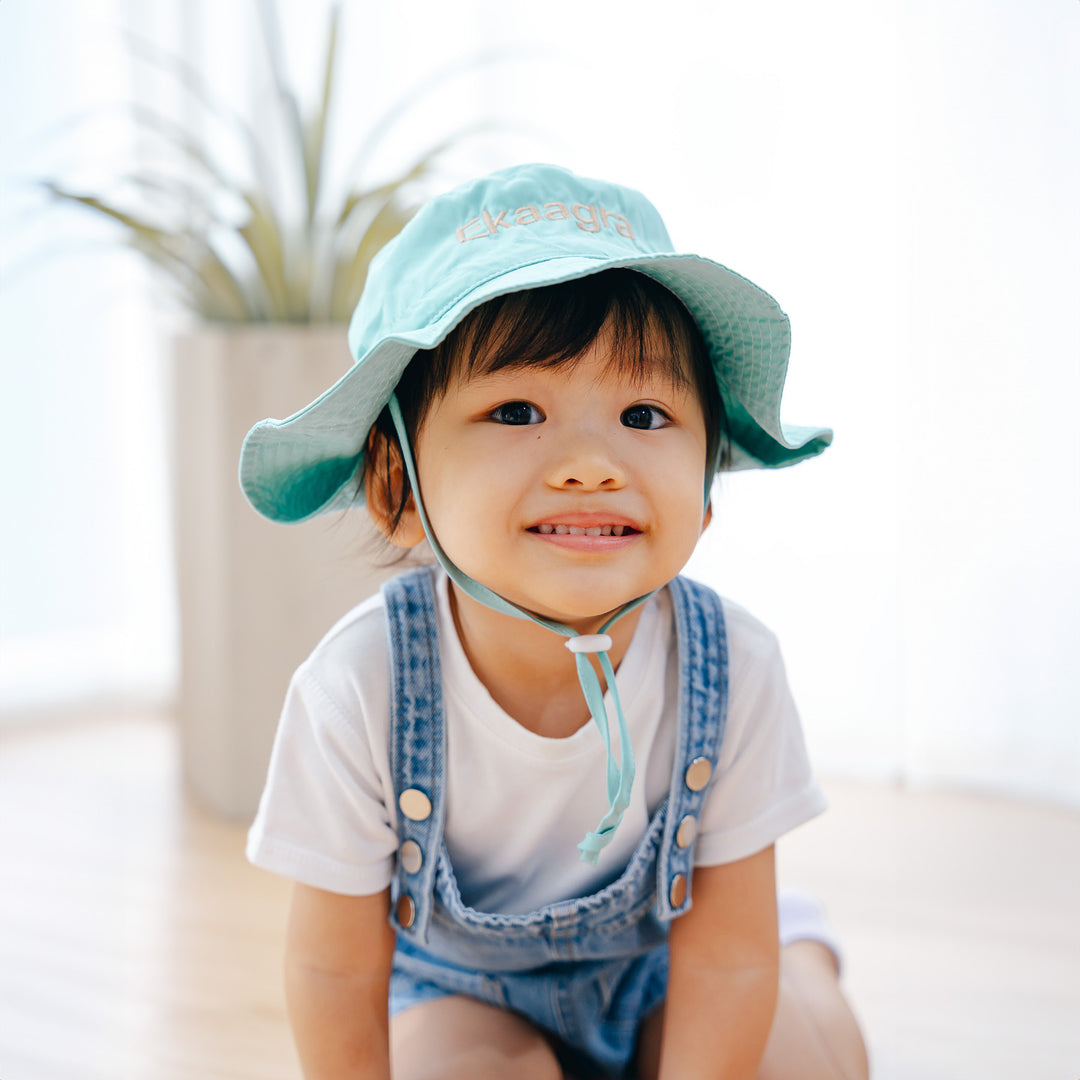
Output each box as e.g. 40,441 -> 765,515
410,321 -> 711,630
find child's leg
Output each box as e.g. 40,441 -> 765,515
390,994 -> 563,1080
757,940 -> 869,1080
634,942 -> 869,1080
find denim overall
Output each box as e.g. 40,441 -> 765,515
382,567 -> 729,1077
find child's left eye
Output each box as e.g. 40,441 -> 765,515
490,401 -> 544,425
621,405 -> 669,430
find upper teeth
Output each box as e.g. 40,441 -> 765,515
536,524 -> 627,536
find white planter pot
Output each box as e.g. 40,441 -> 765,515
172,327 -> 398,820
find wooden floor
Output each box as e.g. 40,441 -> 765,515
1,713 -> 1078,1080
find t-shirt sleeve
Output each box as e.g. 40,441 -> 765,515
693,604 -> 827,866
245,620 -> 399,896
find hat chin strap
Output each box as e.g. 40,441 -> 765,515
387,394 -> 650,865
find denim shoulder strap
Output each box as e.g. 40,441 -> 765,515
655,574 -> 730,921
383,565 -> 445,942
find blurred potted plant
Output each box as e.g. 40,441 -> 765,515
40,1 -> 464,818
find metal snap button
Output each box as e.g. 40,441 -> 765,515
396,893 -> 416,929
398,788 -> 432,821
669,873 -> 687,908
676,814 -> 697,849
399,839 -> 423,875
684,757 -> 713,792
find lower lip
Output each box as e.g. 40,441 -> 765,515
528,530 -> 641,552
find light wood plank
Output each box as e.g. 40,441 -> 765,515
1,713 -> 1078,1079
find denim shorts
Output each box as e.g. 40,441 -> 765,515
390,935 -> 669,1078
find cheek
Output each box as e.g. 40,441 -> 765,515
652,435 -> 708,495
656,465 -> 710,549
416,442 -> 514,535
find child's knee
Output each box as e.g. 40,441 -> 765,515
759,945 -> 869,1080
391,995 -> 563,1080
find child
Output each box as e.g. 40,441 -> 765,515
241,164 -> 869,1080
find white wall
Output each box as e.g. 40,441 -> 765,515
891,1 -> 1080,804
459,0 -> 1080,805
0,0 -> 177,712
3,0 -> 1077,804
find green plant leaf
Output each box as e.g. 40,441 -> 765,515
237,193 -> 292,320
187,246 -> 259,321
255,0 -> 309,221
111,170 -> 215,221
127,105 -> 246,194
301,3 -> 341,228
340,48 -> 514,185
329,194 -> 415,321
121,108 -> 294,318
120,29 -> 273,183
109,171 -> 281,318
41,182 -> 253,320
333,155 -> 432,232
36,4 -> 502,323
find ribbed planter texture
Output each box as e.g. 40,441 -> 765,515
172,327 -> 398,820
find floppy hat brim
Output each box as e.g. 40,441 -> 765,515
240,252 -> 832,524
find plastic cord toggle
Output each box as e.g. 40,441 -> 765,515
565,634 -> 614,654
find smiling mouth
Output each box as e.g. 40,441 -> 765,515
529,524 -> 640,537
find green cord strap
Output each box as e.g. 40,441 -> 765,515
387,394 -> 648,863
574,647 -> 636,864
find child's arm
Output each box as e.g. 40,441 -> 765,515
657,845 -> 780,1080
284,883 -> 396,1080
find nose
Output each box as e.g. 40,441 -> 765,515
545,432 -> 627,491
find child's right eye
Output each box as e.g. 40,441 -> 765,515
490,401 -> 543,425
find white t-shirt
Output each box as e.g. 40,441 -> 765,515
247,572 -> 826,915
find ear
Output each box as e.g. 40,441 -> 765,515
364,429 -> 427,549
701,503 -> 713,534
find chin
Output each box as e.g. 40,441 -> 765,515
519,584 -> 652,628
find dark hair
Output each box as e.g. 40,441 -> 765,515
365,268 -> 728,538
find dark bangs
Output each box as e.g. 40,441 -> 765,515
442,270 -> 703,391
401,270 -> 724,455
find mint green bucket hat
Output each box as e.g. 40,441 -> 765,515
239,162 -> 831,524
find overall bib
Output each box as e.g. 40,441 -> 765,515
382,567 -> 729,1076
